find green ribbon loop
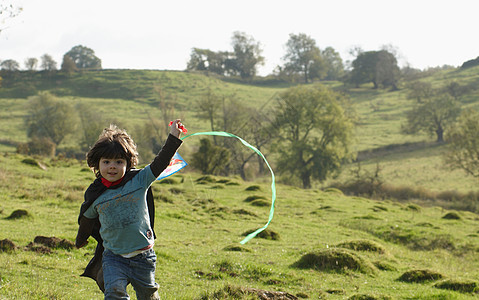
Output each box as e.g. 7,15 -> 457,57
181,131 -> 276,244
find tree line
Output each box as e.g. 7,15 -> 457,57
1,32 -> 409,89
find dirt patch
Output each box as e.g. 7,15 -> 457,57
397,269 -> 444,283
25,242 -> 53,254
336,239 -> 386,254
292,248 -> 376,274
242,228 -> 280,241
6,209 -> 31,220
0,239 -> 16,252
200,284 -> 298,300
33,236 -> 75,250
434,279 -> 479,293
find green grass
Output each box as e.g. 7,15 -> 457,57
1,153 -> 479,299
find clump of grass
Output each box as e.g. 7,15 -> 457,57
434,279 -> 479,293
371,205 -> 388,212
33,236 -> 74,250
397,269 -> 444,283
245,185 -> 261,191
6,209 -> 31,220
223,245 -> 251,252
406,204 -> 421,211
232,209 -> 257,217
159,178 -> 177,184
442,211 -> 461,220
244,195 -> 266,202
196,175 -> 216,184
242,228 -> 280,241
198,285 -> 298,300
250,199 -> 270,207
292,248 -> 376,274
373,260 -> 397,271
158,194 -> 174,203
323,187 -> 343,194
349,294 -> 393,300
0,239 -> 16,252
169,187 -> 184,194
336,239 -> 386,254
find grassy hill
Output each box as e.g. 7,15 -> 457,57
2,68 -> 479,298
1,153 -> 479,299
2,67 -> 479,195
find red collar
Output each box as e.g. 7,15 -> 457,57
101,177 -> 123,188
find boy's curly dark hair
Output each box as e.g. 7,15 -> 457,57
86,124 -> 139,178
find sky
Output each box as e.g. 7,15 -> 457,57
1,0 -> 479,75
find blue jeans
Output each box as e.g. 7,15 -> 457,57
102,248 -> 160,300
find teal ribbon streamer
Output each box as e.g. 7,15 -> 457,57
181,131 -> 276,244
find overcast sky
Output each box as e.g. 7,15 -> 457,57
2,0 -> 479,75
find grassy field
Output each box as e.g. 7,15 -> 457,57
2,68 -> 479,194
1,153 -> 479,299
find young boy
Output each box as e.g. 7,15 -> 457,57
76,119 -> 185,299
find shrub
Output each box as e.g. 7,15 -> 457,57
442,211 -> 461,220
17,137 -> 56,157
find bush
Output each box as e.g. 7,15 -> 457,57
17,137 -> 56,157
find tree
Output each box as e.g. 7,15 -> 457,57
272,85 -> 355,188
65,45 -> 102,69
444,110 -> 479,178
230,31 -> 264,79
76,102 -> 106,152
191,138 -> 230,175
350,50 -> 400,89
282,33 -> 325,83
24,58 -> 38,71
186,48 -> 231,75
61,54 -> 78,75
0,59 -> 19,71
402,94 -> 461,143
322,47 -> 344,80
40,54 -> 57,71
25,92 -> 77,146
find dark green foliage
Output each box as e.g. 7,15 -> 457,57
292,248 -> 376,274
434,279 -> 479,293
397,269 -> 444,283
191,139 -> 230,175
350,50 -> 400,89
372,261 -> 397,271
249,199 -> 269,207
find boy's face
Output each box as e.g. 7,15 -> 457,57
99,157 -> 127,182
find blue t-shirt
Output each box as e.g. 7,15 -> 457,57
83,165 -> 156,255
